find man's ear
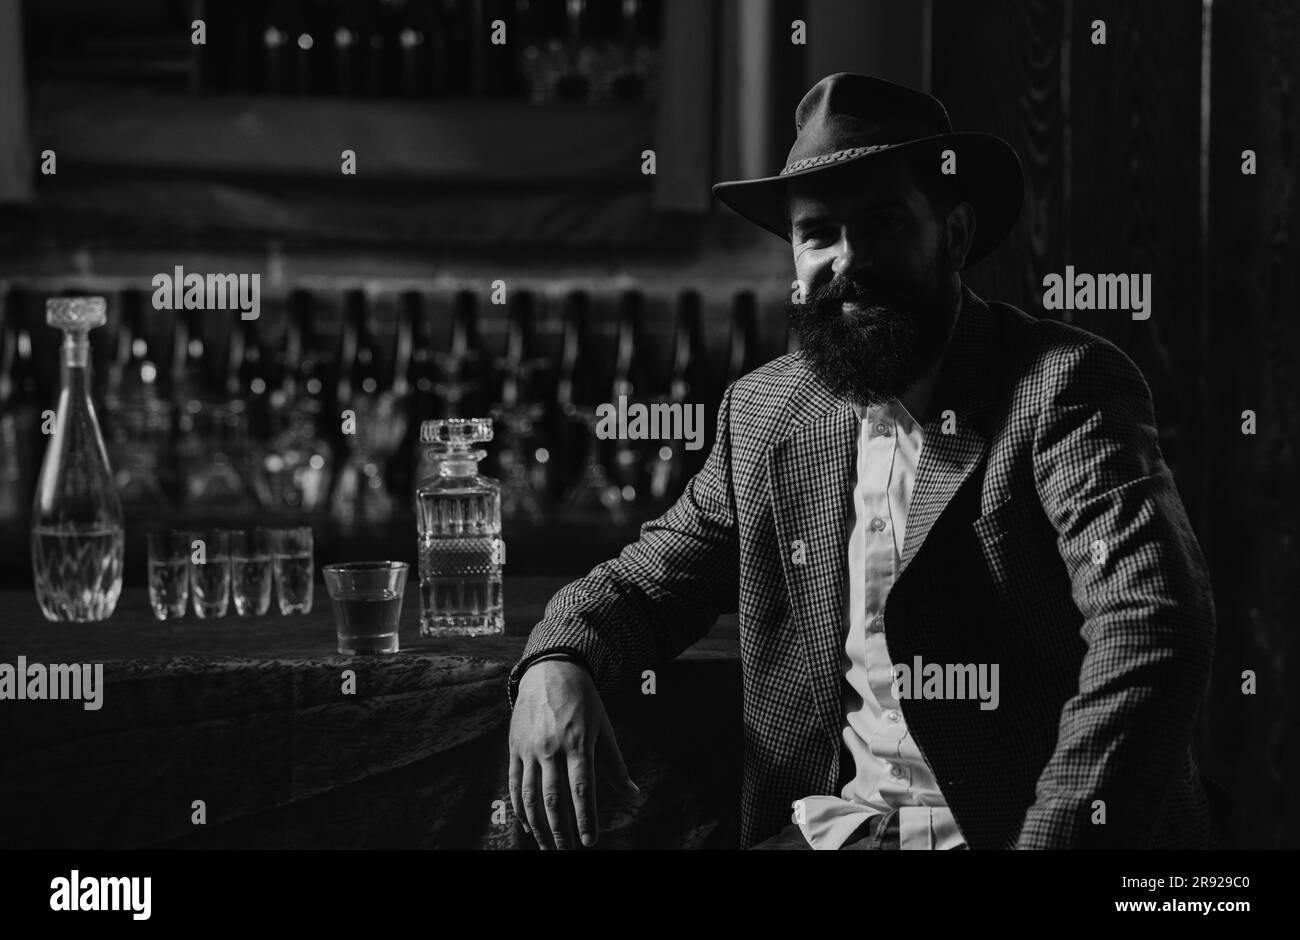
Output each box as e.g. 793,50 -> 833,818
945,201 -> 976,270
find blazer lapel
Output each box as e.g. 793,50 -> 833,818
767,374 -> 857,752
764,286 -> 1006,752
899,285 -> 1004,576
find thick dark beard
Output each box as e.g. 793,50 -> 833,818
787,263 -> 958,406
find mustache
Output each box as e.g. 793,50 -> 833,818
806,276 -> 912,309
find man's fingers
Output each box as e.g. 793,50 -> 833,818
508,752 -> 529,836
540,760 -> 578,850
595,713 -> 641,796
521,761 -> 555,850
568,747 -> 599,848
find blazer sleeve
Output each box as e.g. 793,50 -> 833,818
1016,337 -> 1216,848
507,384 -> 741,708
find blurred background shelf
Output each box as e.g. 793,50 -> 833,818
31,83 -> 655,184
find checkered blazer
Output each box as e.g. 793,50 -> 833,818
508,284 -> 1217,849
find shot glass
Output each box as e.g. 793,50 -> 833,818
190,529 -> 231,619
272,526 -> 314,615
146,530 -> 190,621
323,561 -> 408,655
230,528 -> 273,616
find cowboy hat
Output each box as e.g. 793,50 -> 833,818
712,73 -> 1024,268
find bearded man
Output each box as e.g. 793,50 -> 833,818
506,73 -> 1219,851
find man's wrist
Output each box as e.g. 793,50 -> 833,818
508,647 -> 597,708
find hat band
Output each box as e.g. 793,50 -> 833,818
779,143 -> 901,176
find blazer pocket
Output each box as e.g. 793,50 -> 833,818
971,494 -> 1023,544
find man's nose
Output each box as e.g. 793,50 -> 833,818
830,228 -> 872,279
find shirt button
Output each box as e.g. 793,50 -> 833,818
875,422 -> 889,435
886,710 -> 901,722
890,764 -> 905,778
869,616 -> 884,633
870,517 -> 886,531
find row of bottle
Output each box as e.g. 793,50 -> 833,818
195,0 -> 663,100
20,294 -> 504,630
0,284 -> 776,527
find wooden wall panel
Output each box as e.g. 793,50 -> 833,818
1205,0 -> 1300,849
1066,0 -> 1204,515
931,0 -> 1066,316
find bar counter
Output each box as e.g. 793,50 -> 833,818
0,577 -> 741,850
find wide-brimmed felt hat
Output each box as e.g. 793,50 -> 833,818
712,73 -> 1024,269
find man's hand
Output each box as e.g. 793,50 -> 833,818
508,659 -> 640,849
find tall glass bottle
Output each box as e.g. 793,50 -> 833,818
31,297 -> 124,622
415,418 -> 504,636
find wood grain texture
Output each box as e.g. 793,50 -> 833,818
931,0 -> 1066,315
1065,0 -> 1204,512
1204,0 -> 1300,849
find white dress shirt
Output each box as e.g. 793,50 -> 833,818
792,372 -> 968,850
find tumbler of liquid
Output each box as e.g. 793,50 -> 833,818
323,561 -> 408,655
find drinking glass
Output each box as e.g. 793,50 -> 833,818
230,527 -> 273,616
323,561 -> 408,655
190,528 -> 231,619
146,530 -> 189,620
272,526 -> 314,615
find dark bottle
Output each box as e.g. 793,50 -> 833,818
726,289 -> 762,382
350,0 -> 403,96
333,0 -> 369,96
498,289 -> 544,408
555,0 -> 590,100
226,314 -> 271,443
492,289 -> 549,522
172,307 -> 218,407
517,0 -> 567,102
396,0 -> 436,96
268,289 -> 333,511
333,289 -> 403,525
280,289 -> 327,411
337,289 -> 382,404
261,0 -> 298,94
554,289 -> 599,416
390,289 -> 438,494
552,289 -> 593,492
611,289 -> 650,401
293,0 -> 330,94
172,307 -> 249,509
434,0 -> 476,96
481,0 -> 525,97
553,288 -> 618,509
0,288 -> 43,523
649,289 -> 709,502
434,290 -> 485,418
668,289 -> 708,404
108,289 -> 172,508
609,289 -> 651,504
